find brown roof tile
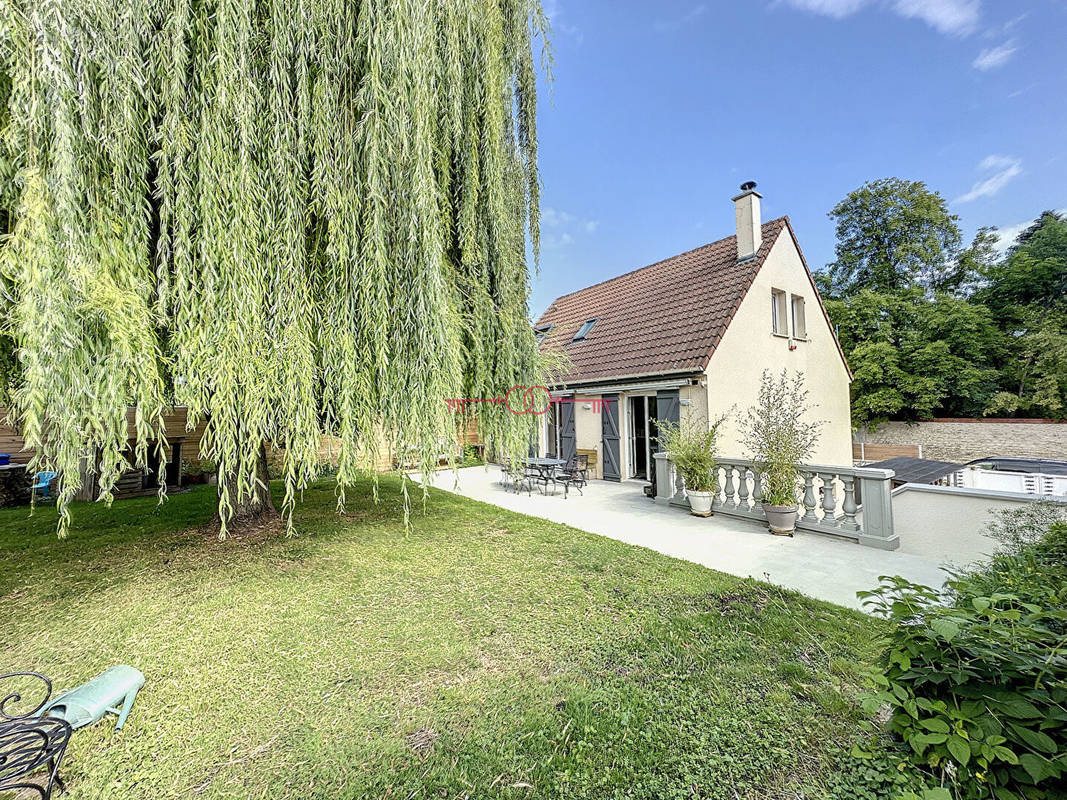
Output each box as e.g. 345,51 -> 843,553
535,218 -> 788,385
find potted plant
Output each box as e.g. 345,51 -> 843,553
657,418 -> 725,517
741,370 -> 823,536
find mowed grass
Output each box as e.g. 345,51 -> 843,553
0,476 -> 884,799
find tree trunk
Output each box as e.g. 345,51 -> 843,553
219,442 -> 276,521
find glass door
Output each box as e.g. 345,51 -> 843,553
627,396 -> 659,481
629,396 -> 647,479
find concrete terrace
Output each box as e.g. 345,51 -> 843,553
421,466 -> 1004,611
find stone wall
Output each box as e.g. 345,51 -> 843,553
855,419 -> 1067,464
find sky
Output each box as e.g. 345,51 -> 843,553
528,0 -> 1067,317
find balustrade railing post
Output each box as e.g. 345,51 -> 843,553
653,452 -> 673,506
818,471 -> 838,526
800,470 -> 818,523
854,467 -> 899,549
838,475 -> 860,531
736,466 -> 750,512
722,466 -> 736,510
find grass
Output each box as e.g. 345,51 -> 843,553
0,476 -> 887,799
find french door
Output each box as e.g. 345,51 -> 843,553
627,395 -> 658,480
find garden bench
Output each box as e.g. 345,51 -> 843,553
1,673 -> 72,800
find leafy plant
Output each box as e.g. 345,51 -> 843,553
741,370 -> 823,506
858,520 -> 1067,799
657,417 -> 727,492
182,458 -> 216,478
459,444 -> 484,468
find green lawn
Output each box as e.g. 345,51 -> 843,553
0,477 -> 886,799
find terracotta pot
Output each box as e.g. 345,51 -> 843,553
763,503 -> 798,535
687,490 -> 714,517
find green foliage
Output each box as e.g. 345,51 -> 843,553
459,443 -> 484,467
979,211 -> 1067,312
824,736 -> 932,800
181,458 -> 217,478
657,416 -> 726,492
828,289 -> 1002,428
821,187 -> 1067,425
822,178 -> 963,297
983,308 -> 1067,420
741,370 -> 822,506
0,0 -> 549,537
859,516 -> 1067,799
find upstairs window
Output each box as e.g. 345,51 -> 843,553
534,323 -> 554,344
791,295 -> 807,339
573,318 -> 597,341
771,289 -> 787,335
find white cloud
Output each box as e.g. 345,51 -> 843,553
654,4 -> 708,32
972,39 -> 1017,70
780,0 -> 866,18
954,155 -> 1022,204
779,0 -> 980,36
542,207 -> 575,227
892,0 -> 980,36
541,207 -> 598,248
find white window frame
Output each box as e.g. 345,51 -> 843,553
771,289 -> 788,336
790,294 -> 807,340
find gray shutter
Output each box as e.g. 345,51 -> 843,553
601,394 -> 620,481
655,389 -> 680,452
560,401 -> 577,462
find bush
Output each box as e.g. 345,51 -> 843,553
859,517 -> 1067,799
657,418 -> 725,492
459,444 -> 484,468
741,370 -> 823,506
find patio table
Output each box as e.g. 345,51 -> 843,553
525,458 -> 566,494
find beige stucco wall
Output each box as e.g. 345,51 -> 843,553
573,394 -> 604,480
680,382 -> 709,429
704,230 -> 853,467
857,420 -> 1067,464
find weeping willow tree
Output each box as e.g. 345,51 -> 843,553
0,0 -> 549,536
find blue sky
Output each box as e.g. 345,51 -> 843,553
528,0 -> 1067,316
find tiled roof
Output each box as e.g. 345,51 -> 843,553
535,218 -> 788,385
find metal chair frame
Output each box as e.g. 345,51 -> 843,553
1,673 -> 72,800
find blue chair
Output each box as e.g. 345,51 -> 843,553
31,471 -> 58,499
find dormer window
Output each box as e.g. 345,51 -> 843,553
573,319 -> 597,341
534,323 -> 554,344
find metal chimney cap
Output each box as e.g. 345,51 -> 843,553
739,180 -> 757,192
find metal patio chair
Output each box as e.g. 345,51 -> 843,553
557,454 -> 589,497
1,673 -> 72,800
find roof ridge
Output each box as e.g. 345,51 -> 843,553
538,216 -> 789,312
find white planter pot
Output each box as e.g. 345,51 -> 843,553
688,490 -> 714,517
763,503 -> 798,535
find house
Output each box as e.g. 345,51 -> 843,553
534,182 -> 853,481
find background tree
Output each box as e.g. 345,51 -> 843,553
827,289 -> 1001,428
821,178 -> 962,297
977,211 -> 1067,315
0,0 -> 549,536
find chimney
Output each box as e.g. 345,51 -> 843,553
732,181 -> 762,262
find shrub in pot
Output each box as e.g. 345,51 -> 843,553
657,418 -> 725,517
741,370 -> 822,535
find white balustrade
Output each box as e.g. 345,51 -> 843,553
653,452 -> 898,550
